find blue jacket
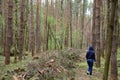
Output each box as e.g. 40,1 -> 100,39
86,46 -> 96,61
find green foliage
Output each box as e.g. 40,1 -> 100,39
84,0 -> 88,12
117,48 -> 120,61
0,15 -> 4,27
47,16 -> 55,26
0,55 -> 32,80
117,48 -> 120,74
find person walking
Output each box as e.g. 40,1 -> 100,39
86,46 -> 96,75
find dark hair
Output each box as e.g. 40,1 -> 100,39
88,46 -> 94,51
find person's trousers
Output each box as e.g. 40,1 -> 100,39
87,59 -> 94,75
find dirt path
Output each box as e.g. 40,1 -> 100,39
75,49 -> 103,80
75,67 -> 102,80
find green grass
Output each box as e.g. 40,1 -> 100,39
76,61 -> 87,68
0,55 -> 33,79
0,48 -> 120,80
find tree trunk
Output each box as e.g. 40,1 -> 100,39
30,0 -> 35,56
100,0 -> 105,58
0,0 -> 2,15
0,0 -> 3,48
105,0 -> 110,53
5,0 -> 13,65
44,0 -> 48,51
14,0 -> 19,63
3,0 -> 8,57
18,0 -> 25,60
80,0 -> 86,49
60,0 -> 64,49
103,0 -> 118,80
92,0 -> 96,48
110,1 -> 118,80
95,0 -> 101,67
36,0 -> 41,54
69,0 -> 72,47
24,0 -> 29,52
65,0 -> 72,48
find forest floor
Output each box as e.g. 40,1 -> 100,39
0,48 -> 120,80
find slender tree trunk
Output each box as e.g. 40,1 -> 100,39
81,0 -> 85,49
36,0 -> 41,54
92,0 -> 96,48
65,0 -> 70,48
18,0 -> 25,60
69,0 -> 72,47
60,0 -> 64,49
30,0 -> 35,56
44,0 -> 48,51
0,0 -> 2,48
14,0 -> 18,63
100,0 -> 105,58
5,0 -> 13,65
24,0 -> 29,51
103,0 -> 118,80
95,0 -> 101,67
53,0 -> 57,49
3,0 -> 8,56
0,0 -> 2,15
110,1 -> 118,80
105,0 -> 110,52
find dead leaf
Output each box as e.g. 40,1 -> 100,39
13,75 -> 19,80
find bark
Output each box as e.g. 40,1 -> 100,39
92,0 -> 96,48
60,0 -> 64,49
5,0 -> 13,65
65,0 -> 70,48
80,0 -> 85,49
44,0 -> 48,51
103,0 -> 118,80
18,0 -> 25,60
100,0 -> 105,58
105,0 -> 110,51
14,0 -> 18,63
69,0 -> 72,47
24,0 -> 29,51
36,0 -> 41,54
0,0 -> 2,14
30,0 -> 35,56
3,0 -> 8,56
95,0 -> 101,67
110,1 -> 118,80
0,0 -> 2,48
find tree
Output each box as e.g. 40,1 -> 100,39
0,0 -> 3,48
18,0 -> 25,60
100,0 -> 105,58
92,0 -> 101,67
95,0 -> 101,67
80,0 -> 86,49
0,0 -> 2,15
29,0 -> 35,56
24,0 -> 29,52
3,0 -> 8,57
59,0 -> 64,49
103,0 -> 118,80
44,0 -> 48,51
110,1 -> 118,79
64,0 -> 69,48
36,0 -> 41,54
92,0 -> 96,48
13,0 -> 19,63
68,0 -> 72,47
64,0 -> 73,48
5,0 -> 13,65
